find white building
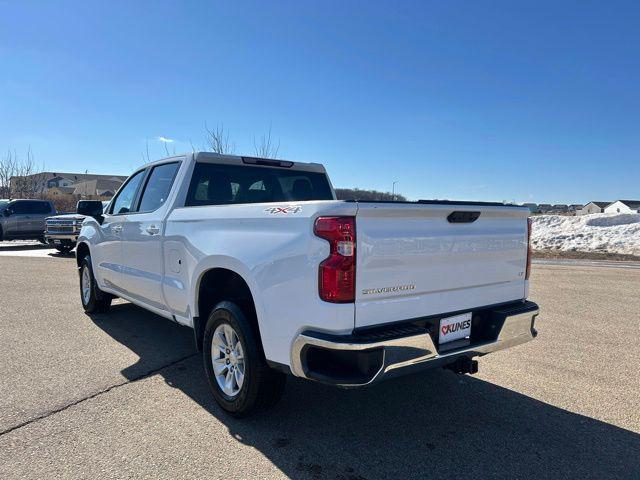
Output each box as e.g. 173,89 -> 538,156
604,200 -> 640,214
576,201 -> 609,215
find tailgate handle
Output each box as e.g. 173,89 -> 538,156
447,211 -> 481,223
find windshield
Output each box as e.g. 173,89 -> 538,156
0,200 -> 9,211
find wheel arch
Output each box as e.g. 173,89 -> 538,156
76,241 -> 91,268
193,266 -> 265,355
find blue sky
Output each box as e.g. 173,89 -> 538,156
1,1 -> 638,203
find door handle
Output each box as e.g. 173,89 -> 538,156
146,225 -> 160,235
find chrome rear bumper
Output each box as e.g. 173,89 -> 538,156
291,301 -> 539,387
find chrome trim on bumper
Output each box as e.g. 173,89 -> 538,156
45,234 -> 78,241
290,306 -> 539,387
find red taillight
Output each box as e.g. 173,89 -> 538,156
525,218 -> 532,280
314,216 -> 356,303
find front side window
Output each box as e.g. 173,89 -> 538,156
110,170 -> 145,214
185,163 -> 333,207
10,201 -> 30,214
138,162 -> 180,212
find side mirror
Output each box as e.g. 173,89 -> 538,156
3,209 -> 11,217
77,200 -> 104,218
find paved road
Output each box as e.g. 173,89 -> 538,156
0,240 -> 60,258
0,254 -> 638,479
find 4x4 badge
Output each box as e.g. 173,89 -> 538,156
264,206 -> 302,215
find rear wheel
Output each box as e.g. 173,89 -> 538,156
80,255 -> 111,313
203,301 -> 285,417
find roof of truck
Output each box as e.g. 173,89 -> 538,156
140,152 -> 326,174
194,152 -> 327,173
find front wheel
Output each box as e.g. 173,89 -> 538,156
80,255 -> 111,313
203,301 -> 285,417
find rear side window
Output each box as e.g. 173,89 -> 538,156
138,162 -> 180,212
30,202 -> 52,214
185,163 -> 333,207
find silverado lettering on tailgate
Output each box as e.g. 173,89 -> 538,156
362,284 -> 416,295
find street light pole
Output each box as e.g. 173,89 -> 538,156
392,181 -> 398,201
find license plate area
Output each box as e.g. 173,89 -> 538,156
438,312 -> 472,349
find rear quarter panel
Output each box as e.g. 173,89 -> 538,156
163,200 -> 356,366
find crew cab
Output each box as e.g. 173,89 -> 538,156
0,199 -> 56,242
76,152 -> 539,416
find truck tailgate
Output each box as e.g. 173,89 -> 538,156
355,203 -> 529,328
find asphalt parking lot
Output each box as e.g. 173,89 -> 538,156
0,245 -> 638,479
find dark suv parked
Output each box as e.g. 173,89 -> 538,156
0,199 -> 56,242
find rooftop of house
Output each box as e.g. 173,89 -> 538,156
71,178 -> 123,196
615,200 -> 640,209
586,201 -> 611,208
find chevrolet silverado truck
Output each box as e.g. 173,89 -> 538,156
45,200 -> 109,253
76,152 -> 539,416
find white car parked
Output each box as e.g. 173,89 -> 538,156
76,152 -> 539,416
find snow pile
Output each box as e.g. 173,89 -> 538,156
530,213 -> 640,256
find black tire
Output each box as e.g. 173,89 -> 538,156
56,246 -> 73,254
0,226 -> 3,241
203,301 -> 285,417
80,255 -> 111,313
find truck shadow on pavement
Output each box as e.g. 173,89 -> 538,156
93,303 -> 640,480
47,250 -> 75,258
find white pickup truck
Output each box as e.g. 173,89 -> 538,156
76,152 -> 539,416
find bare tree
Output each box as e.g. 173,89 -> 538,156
142,140 -> 151,164
0,147 -> 47,199
205,123 -> 235,154
335,188 -> 407,202
0,150 -> 17,198
162,140 -> 176,157
141,138 -> 178,165
253,125 -> 280,159
42,192 -> 78,213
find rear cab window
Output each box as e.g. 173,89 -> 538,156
185,163 -> 333,207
